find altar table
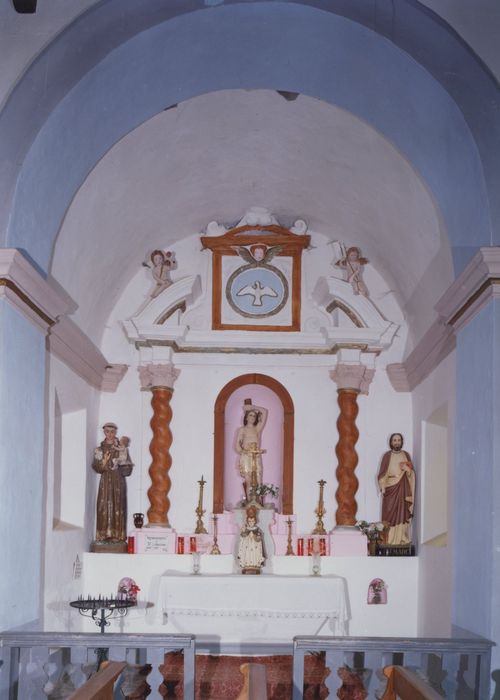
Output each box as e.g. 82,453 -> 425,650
159,573 -> 348,642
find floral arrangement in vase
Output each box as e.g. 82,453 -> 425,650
254,483 -> 279,504
355,520 -> 385,541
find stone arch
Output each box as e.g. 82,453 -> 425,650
213,373 -> 294,514
0,1 -> 495,275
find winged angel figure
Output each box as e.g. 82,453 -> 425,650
233,244 -> 284,265
231,244 -> 286,308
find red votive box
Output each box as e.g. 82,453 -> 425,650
190,536 -> 197,553
297,538 -> 304,556
319,537 -> 327,556
307,538 -> 314,556
127,536 -> 135,554
177,536 -> 185,554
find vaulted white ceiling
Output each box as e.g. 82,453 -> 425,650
51,89 -> 452,350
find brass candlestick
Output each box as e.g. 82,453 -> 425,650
195,475 -> 208,534
312,479 -> 327,535
210,514 -> 221,555
285,517 -> 295,556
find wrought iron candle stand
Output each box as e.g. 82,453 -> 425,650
70,595 -> 136,666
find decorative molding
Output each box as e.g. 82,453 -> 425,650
313,276 -> 399,353
48,317 -> 128,392
100,364 -> 129,392
386,248 -> 500,392
330,364 -> 375,394
139,363 -> 180,390
435,247 -> 500,331
201,219 -> 310,332
386,320 -> 455,392
0,249 -> 67,331
0,250 -> 127,392
123,275 -> 202,342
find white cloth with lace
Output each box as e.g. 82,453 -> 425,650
159,572 -> 348,641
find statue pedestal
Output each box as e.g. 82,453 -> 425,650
90,540 -> 127,554
133,527 -> 176,554
330,528 -> 367,557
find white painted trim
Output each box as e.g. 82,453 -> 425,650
386,320 -> 455,392
387,247 -> 500,392
435,247 -> 500,332
0,249 -> 127,392
48,317 -> 127,392
125,273 -> 399,354
0,248 -> 67,330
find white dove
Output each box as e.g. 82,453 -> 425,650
236,281 -> 278,306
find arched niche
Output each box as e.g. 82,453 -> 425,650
213,374 -> 294,515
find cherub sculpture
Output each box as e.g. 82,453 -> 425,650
144,249 -> 176,298
335,245 -> 369,296
233,244 -> 284,266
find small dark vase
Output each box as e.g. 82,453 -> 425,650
133,513 -> 144,529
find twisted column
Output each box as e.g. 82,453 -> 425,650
139,364 -> 180,527
335,390 -> 360,525
330,363 -> 374,526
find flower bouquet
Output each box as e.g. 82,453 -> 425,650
254,483 -> 279,505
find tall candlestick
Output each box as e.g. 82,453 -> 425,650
285,517 -> 295,556
195,475 -> 208,534
210,514 -> 221,555
312,479 -> 327,535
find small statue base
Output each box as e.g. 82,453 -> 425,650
90,540 -> 127,554
241,567 -> 261,575
376,543 -> 415,557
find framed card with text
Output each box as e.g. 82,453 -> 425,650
201,223 -> 310,331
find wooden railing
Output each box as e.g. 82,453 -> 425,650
67,661 -> 126,700
0,631 -> 195,699
381,666 -> 443,700
292,628 -> 494,699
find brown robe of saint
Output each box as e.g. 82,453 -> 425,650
93,440 -> 133,543
377,449 -> 415,545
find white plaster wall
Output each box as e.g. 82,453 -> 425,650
52,90 -> 448,352
43,355 -> 100,631
79,552 -> 418,638
0,0 -> 98,108
65,224 -> 418,640
412,352 -> 455,636
98,230 -> 411,534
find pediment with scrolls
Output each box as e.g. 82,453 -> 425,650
122,208 -> 399,357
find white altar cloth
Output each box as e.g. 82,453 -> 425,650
159,573 -> 348,642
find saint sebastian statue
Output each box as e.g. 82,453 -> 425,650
235,399 -> 268,499
92,422 -> 133,550
377,433 -> 415,545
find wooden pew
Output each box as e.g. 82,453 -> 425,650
67,661 -> 127,700
236,662 -> 267,700
381,666 -> 443,700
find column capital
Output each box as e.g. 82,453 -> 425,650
330,363 -> 375,395
139,363 -> 180,390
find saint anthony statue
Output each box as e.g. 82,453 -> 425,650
238,505 -> 266,574
92,422 -> 133,551
234,399 -> 268,499
377,433 -> 415,545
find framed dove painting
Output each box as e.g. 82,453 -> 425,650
201,223 -> 310,331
